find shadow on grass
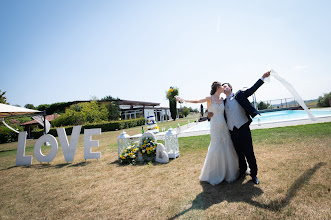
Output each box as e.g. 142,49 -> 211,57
250,162 -> 325,212
0,165 -> 17,170
110,158 -> 176,167
68,161 -> 91,167
0,149 -> 17,153
0,160 -> 99,171
169,162 -> 325,219
15,161 -> 92,169
109,160 -> 119,165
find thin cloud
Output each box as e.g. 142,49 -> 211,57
293,65 -> 309,71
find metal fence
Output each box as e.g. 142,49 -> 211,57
254,97 -> 300,110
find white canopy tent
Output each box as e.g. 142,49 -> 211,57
0,103 -> 42,133
0,103 -> 41,118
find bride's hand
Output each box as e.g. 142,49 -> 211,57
207,111 -> 214,118
175,96 -> 183,103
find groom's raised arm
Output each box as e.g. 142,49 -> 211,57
243,71 -> 270,97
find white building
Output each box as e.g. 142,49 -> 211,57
116,100 -> 172,122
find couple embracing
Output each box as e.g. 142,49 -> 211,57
176,71 -> 270,185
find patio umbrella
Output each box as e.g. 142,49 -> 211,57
0,103 -> 42,133
0,103 -> 41,118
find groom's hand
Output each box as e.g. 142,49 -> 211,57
207,112 -> 214,118
262,71 -> 271,78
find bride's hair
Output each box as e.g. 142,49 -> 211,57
210,81 -> 221,95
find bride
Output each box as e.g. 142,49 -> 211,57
176,81 -> 239,185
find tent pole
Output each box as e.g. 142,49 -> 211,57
43,110 -> 46,135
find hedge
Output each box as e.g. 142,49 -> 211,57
30,118 -> 146,139
0,126 -> 23,144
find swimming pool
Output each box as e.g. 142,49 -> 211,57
183,109 -> 331,133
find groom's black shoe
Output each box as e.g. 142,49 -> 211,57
251,176 -> 260,185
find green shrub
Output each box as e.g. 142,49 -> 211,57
51,101 -> 108,126
0,125 -> 23,144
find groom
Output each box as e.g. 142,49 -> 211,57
208,71 -> 270,184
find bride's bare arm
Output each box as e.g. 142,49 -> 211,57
177,96 -> 211,104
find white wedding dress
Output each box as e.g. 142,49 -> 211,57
199,97 -> 239,185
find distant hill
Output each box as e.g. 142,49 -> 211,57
258,98 -> 318,109
269,99 -> 318,108
305,99 -> 318,107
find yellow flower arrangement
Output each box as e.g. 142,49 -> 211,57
120,145 -> 139,165
139,136 -> 157,161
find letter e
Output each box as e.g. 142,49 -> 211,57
84,128 -> 101,160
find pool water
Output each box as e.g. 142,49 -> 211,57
183,109 -> 331,133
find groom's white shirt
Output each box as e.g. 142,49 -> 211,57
224,93 -> 248,131
225,77 -> 265,131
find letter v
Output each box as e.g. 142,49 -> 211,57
57,126 -> 81,162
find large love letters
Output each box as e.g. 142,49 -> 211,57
16,126 -> 101,166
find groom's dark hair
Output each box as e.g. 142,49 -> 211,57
222,83 -> 232,91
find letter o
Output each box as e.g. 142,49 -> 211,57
34,134 -> 58,163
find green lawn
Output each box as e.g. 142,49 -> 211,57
0,121 -> 330,219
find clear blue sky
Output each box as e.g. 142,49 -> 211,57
1,0 -> 330,109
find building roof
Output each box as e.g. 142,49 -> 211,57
116,99 -> 160,107
21,114 -> 60,126
72,99 -> 160,107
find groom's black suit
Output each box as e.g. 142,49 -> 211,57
224,78 -> 264,178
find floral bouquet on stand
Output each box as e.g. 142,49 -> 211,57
166,86 -> 179,121
119,144 -> 139,165
166,86 -> 179,100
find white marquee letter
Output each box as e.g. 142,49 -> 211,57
57,126 -> 81,162
16,131 -> 33,166
34,134 -> 58,163
84,128 -> 101,160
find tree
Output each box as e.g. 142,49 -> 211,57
182,106 -> 190,117
257,101 -> 272,110
24,104 -> 35,109
90,95 -> 99,101
37,104 -> 51,113
200,104 -> 204,117
101,95 -> 120,101
0,90 -> 9,104
106,101 -> 121,120
317,92 -> 331,107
